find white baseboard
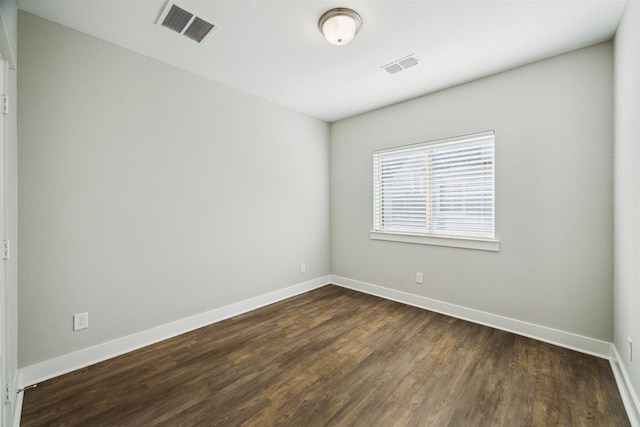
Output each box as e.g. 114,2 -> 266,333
610,344 -> 640,427
331,275 -> 640,426
19,275 -> 331,388
331,275 -> 612,359
15,275 -> 637,426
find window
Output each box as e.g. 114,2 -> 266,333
371,131 -> 498,251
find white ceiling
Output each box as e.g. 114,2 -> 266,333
18,0 -> 626,122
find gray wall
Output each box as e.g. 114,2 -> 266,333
331,43 -> 613,341
614,0 -> 640,413
18,12 -> 330,367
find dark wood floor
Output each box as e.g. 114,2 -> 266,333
21,285 -> 629,426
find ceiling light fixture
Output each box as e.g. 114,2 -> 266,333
318,8 -> 362,46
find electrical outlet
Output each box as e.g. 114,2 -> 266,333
74,312 -> 89,331
629,337 -> 633,362
416,272 -> 423,284
300,263 -> 306,273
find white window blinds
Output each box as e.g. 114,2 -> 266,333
373,131 -> 495,240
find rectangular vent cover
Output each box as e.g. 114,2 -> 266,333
382,54 -> 420,75
158,3 -> 215,43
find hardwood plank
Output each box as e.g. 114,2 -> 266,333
446,328 -> 514,426
408,326 -> 492,425
21,285 -> 630,427
489,336 -> 537,426
531,342 -> 574,426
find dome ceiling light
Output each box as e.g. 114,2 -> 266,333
318,8 -> 362,46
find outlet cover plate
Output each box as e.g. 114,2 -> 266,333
74,312 -> 89,331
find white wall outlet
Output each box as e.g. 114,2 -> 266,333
629,337 -> 633,362
416,272 -> 423,284
300,263 -> 306,273
74,312 -> 89,331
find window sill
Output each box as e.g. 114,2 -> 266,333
370,231 -> 500,252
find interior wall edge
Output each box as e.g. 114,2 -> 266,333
611,344 -> 640,427
11,370 -> 22,427
330,275 -> 612,359
18,275 -> 332,388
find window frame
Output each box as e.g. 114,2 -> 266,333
371,131 -> 499,252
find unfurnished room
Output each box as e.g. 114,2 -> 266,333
0,0 -> 637,426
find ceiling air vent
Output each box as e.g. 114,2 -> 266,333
157,3 -> 215,43
382,54 -> 420,76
